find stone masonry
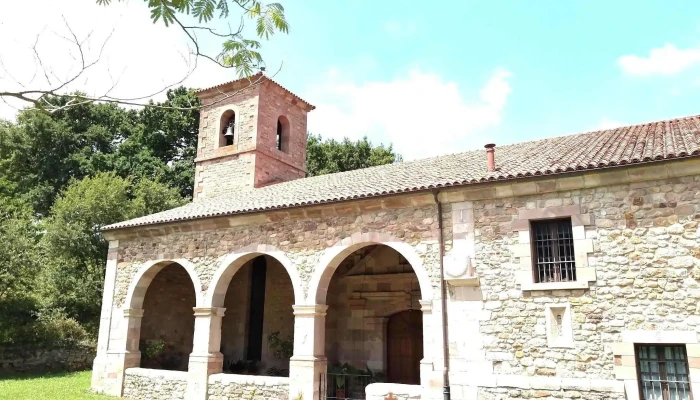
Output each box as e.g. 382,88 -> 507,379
90,75 -> 700,400
92,159 -> 700,400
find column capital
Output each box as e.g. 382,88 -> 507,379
293,304 -> 328,316
123,308 -> 144,318
193,307 -> 226,317
419,300 -> 433,313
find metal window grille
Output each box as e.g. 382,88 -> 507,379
531,218 -> 576,283
636,345 -> 693,400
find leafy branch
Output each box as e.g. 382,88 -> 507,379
0,0 -> 289,113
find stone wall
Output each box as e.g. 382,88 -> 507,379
445,174 -> 700,398
0,343 -> 94,374
113,201 -> 441,307
123,368 -> 188,399
208,373 -> 289,400
140,263 -> 196,371
326,245 -> 421,372
220,256 -> 295,372
194,79 -> 310,199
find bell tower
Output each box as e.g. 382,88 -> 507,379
193,74 -> 315,201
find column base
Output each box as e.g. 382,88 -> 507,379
185,352 -> 223,400
289,356 -> 327,400
102,351 -> 141,397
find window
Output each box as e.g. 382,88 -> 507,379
276,119 -> 282,151
636,344 -> 692,400
531,218 -> 575,283
220,111 -> 235,147
276,116 -> 289,152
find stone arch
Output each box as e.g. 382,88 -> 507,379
218,106 -> 240,148
205,244 -> 304,307
125,259 -> 204,310
276,115 -> 290,152
307,232 -> 435,305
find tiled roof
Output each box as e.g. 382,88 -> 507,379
195,72 -> 315,111
104,115 -> 700,231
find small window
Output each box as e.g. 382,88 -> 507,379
276,119 -> 282,151
276,116 -> 289,152
220,111 -> 235,147
636,344 -> 692,400
531,218 -> 575,283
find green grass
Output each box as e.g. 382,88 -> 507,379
0,371 -> 113,400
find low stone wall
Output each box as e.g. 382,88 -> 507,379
452,375 -> 627,400
0,343 -> 94,374
477,387 -> 627,400
366,383 -> 421,400
208,373 -> 289,400
123,368 -> 188,399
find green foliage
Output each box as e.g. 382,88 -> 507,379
267,331 -> 293,360
306,134 -> 402,177
96,0 -> 289,77
140,339 -> 166,359
39,173 -> 187,328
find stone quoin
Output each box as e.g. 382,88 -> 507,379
91,75 -> 700,400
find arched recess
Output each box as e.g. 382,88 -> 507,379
276,115 -> 290,152
218,108 -> 238,148
125,259 -> 204,310
307,232 -> 434,305
206,245 -> 304,307
124,260 -> 203,371
205,245 -> 303,376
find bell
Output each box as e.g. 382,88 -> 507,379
223,125 -> 234,138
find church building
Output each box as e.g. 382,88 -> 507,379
91,75 -> 700,400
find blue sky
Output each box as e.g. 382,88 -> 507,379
2,1 -> 700,159
251,1 -> 700,157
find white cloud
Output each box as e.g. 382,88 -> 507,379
617,43 -> 700,76
306,68 -> 513,160
0,0 -> 237,120
596,117 -> 625,130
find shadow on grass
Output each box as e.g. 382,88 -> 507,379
0,369 -> 90,381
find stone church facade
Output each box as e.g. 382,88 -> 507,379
91,75 -> 700,400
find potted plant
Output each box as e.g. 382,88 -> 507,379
328,364 -> 349,399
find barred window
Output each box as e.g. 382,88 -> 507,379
531,218 -> 576,283
636,345 -> 692,400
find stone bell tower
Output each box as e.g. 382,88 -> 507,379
193,73 -> 315,200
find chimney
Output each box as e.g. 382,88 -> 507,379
485,143 -> 496,172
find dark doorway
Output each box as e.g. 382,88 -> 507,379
386,310 -> 423,384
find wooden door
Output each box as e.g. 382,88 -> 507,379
386,310 -> 423,384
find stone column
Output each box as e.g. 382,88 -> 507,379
289,305 -> 329,400
185,307 -> 226,400
419,299 -> 443,400
103,308 -> 144,396
91,241 -> 119,392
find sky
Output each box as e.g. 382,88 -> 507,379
1,1 -> 700,160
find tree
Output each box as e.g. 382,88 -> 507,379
1,1 -> 289,112
306,134 -> 403,177
39,173 -> 187,328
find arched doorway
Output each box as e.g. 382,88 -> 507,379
386,310 -> 423,384
214,254 -> 296,376
139,263 -> 197,371
323,244 -> 424,389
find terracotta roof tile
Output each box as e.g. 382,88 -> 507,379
196,72 -> 315,111
104,114 -> 700,231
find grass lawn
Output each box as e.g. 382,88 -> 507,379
0,370 -> 113,399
